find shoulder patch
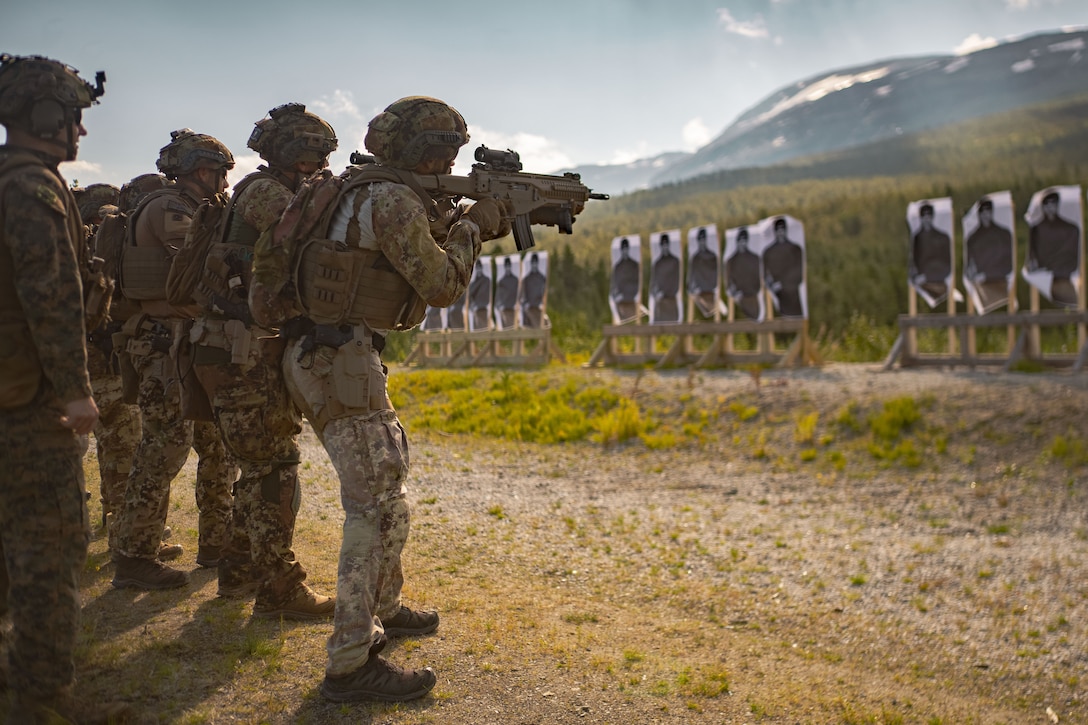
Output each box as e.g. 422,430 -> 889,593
9,168 -> 69,217
164,198 -> 194,215
34,183 -> 68,216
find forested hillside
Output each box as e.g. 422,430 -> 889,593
390,93 -> 1088,360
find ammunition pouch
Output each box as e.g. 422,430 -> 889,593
294,238 -> 426,331
189,317 -> 254,367
194,243 -> 252,311
0,320 -> 43,409
119,245 -> 170,300
121,314 -> 174,391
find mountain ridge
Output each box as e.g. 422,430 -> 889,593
567,27 -> 1087,194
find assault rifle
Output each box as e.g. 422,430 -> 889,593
349,145 -> 609,251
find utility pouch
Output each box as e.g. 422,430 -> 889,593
295,238 -> 359,326
112,331 -> 139,404
330,335 -> 371,409
224,319 -> 252,365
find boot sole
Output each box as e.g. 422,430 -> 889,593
319,675 -> 435,703
384,621 -> 440,637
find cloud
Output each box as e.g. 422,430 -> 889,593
682,117 -> 714,150
309,89 -> 363,120
954,33 -> 998,55
463,127 -> 573,174
716,8 -> 770,40
227,153 -> 262,189
59,159 -> 103,185
1006,0 -> 1062,8
608,140 -> 657,167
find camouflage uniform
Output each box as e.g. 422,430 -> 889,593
114,184 -> 234,564
0,145 -> 93,708
192,169 -> 313,605
256,176 -> 482,674
73,183 -> 142,545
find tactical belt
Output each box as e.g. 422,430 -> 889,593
282,317 -> 386,355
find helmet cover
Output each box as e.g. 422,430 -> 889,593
364,96 -> 468,169
156,128 -> 235,178
248,102 -> 337,168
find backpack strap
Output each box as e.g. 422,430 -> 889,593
341,163 -> 442,222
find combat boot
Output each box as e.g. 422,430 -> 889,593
382,605 -> 440,637
217,558 -> 259,599
111,554 -> 189,590
320,655 -> 436,703
252,582 -> 335,620
195,545 -> 221,568
157,541 -> 183,561
109,538 -> 182,563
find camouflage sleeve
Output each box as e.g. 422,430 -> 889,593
370,182 -> 481,307
2,172 -> 91,403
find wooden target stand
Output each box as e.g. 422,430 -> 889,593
886,254 -> 1088,371
404,323 -> 564,368
587,287 -> 820,369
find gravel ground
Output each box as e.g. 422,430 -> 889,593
76,363 -> 1088,724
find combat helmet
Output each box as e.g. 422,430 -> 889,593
0,53 -> 104,140
248,102 -> 337,169
118,173 -> 172,212
72,182 -> 120,224
364,96 -> 468,169
156,128 -> 234,180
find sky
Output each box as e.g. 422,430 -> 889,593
3,0 -> 1087,190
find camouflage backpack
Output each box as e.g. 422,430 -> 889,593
95,185 -> 175,307
164,172 -> 269,308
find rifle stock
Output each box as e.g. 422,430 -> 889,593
349,145 -> 608,251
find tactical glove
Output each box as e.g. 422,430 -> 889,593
463,198 -> 512,241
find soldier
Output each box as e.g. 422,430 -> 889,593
250,95 -> 510,702
0,52 -> 134,723
111,130 -> 236,590
73,184 -> 155,553
191,103 -> 337,618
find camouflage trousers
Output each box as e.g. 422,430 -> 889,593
88,369 -> 140,545
0,388 -> 89,701
194,329 -> 306,600
116,347 -> 234,559
283,340 -> 410,676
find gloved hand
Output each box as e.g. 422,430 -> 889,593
463,198 -> 512,241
